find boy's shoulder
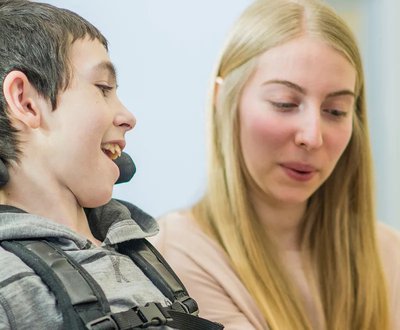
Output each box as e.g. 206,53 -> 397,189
0,243 -> 34,278
0,243 -> 62,329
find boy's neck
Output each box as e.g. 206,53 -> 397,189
2,169 -> 101,246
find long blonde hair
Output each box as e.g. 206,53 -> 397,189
192,0 -> 389,328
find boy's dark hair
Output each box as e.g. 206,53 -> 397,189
0,0 -> 108,164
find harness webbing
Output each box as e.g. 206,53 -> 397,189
1,239 -> 224,330
1,240 -> 97,329
117,239 -> 198,315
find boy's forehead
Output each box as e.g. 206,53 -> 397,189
69,38 -> 116,82
92,62 -> 117,82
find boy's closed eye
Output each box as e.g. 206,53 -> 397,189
96,84 -> 114,97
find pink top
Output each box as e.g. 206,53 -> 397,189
150,212 -> 400,329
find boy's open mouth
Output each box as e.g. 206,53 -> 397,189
101,143 -> 122,160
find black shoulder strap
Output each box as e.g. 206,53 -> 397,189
0,240 -> 109,329
118,239 -> 198,315
1,239 -> 223,330
117,239 -> 223,329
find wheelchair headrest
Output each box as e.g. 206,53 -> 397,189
114,152 -> 136,184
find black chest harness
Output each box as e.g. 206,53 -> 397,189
1,237 -> 223,330
1,224 -> 223,330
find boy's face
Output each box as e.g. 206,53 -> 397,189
39,37 -> 135,208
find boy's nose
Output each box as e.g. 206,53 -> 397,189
114,102 -> 136,132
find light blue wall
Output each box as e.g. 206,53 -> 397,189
40,1 -> 399,229
367,0 -> 400,230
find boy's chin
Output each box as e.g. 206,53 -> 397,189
79,192 -> 113,209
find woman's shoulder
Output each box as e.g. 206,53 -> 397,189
152,210 -> 222,255
377,222 -> 400,254
376,222 -> 400,278
377,223 -> 400,326
157,209 -> 194,224
156,209 -> 201,235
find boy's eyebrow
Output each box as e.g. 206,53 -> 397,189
93,61 -> 118,84
262,79 -> 355,98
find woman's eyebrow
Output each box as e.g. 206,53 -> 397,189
262,79 -> 355,98
326,90 -> 355,98
262,79 -> 305,93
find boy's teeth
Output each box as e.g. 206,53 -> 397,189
102,143 -> 122,160
115,145 -> 121,157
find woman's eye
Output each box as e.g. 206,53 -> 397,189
96,84 -> 113,97
270,101 -> 298,111
324,108 -> 348,118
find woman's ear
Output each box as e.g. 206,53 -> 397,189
213,76 -> 224,108
2,70 -> 42,129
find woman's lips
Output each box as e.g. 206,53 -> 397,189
280,163 -> 317,182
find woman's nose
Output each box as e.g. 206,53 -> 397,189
294,108 -> 323,150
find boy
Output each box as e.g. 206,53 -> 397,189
0,1 -> 222,329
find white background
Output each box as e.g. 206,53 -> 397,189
39,1 -> 400,229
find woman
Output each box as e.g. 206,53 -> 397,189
151,0 -> 400,329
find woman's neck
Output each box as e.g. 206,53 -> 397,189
250,191 -> 307,251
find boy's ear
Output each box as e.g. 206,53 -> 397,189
2,70 -> 43,129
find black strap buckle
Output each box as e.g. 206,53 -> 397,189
86,315 -> 118,330
176,297 -> 199,315
135,302 -> 171,327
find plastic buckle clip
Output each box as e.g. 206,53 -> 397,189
172,296 -> 199,315
136,302 -> 171,327
86,315 -> 118,330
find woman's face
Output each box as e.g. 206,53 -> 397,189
238,35 -> 356,208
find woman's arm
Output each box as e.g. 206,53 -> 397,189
377,223 -> 400,329
151,212 -> 267,330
